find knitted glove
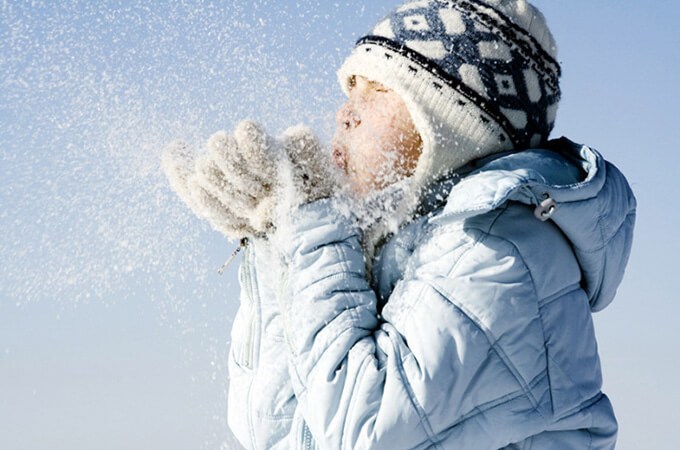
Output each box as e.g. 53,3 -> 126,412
161,121 -> 338,240
276,125 -> 339,212
161,121 -> 276,239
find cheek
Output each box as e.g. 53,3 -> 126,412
350,115 -> 410,169
370,116 -> 415,165
348,128 -> 389,170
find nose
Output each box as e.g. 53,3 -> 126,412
336,100 -> 360,131
336,101 -> 351,130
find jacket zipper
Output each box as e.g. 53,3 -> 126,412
241,242 -> 256,370
243,311 -> 254,369
300,420 -> 315,450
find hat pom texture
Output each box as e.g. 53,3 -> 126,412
337,0 -> 561,189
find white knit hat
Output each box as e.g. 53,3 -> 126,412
337,0 -> 561,193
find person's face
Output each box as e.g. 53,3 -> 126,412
332,76 -> 422,196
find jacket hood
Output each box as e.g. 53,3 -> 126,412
432,137 -> 636,311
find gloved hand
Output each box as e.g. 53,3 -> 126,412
276,125 -> 339,210
161,121 -> 339,241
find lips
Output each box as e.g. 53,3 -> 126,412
331,142 -> 347,172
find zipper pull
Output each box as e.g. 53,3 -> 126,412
217,237 -> 249,275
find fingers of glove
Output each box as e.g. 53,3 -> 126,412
232,120 -> 278,182
206,130 -> 273,199
280,125 -> 324,167
280,125 -> 338,200
248,195 -> 277,234
161,139 -> 203,214
187,175 -> 258,239
194,153 -> 260,214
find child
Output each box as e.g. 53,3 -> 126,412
162,0 -> 636,448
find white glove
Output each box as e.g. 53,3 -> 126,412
161,121 -> 339,240
277,125 -> 339,209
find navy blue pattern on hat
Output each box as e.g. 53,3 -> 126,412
359,0 -> 561,148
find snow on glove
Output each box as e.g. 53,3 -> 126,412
193,122 -> 280,235
161,138 -> 254,238
276,125 -> 340,211
161,121 -> 278,240
162,121 -> 339,240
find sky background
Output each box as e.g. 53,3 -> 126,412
1,1 -> 679,449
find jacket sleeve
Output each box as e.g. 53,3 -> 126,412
273,200 -> 551,449
227,238 -> 297,450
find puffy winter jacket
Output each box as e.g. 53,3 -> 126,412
228,138 -> 636,449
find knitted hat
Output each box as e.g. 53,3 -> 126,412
337,0 -> 561,191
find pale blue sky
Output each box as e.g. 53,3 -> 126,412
1,1 -> 679,449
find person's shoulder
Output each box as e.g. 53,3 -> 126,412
410,181 -> 582,303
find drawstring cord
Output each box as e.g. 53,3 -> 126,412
217,237 -> 249,275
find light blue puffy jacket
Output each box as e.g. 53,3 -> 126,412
228,138 -> 636,449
